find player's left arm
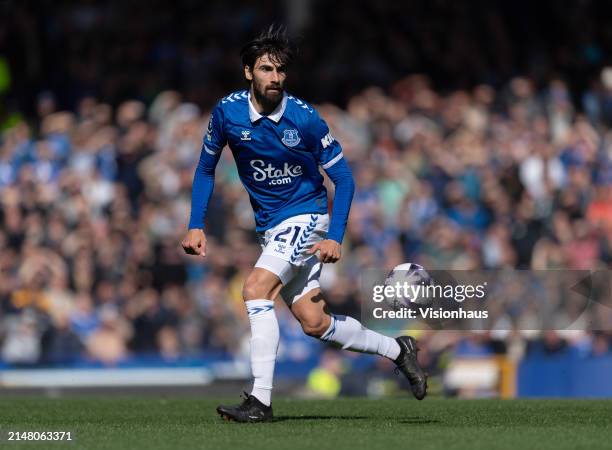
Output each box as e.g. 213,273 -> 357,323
307,111 -> 355,263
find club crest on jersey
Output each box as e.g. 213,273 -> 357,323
281,129 -> 301,147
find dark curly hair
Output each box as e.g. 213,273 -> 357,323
240,25 -> 296,70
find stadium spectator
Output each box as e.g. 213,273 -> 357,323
1,1 -> 612,378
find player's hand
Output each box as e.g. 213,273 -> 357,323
308,239 -> 341,263
181,229 -> 207,257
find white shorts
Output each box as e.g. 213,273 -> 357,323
254,213 -> 329,304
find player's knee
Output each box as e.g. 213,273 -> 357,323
300,315 -> 331,338
242,273 -> 275,300
242,281 -> 267,300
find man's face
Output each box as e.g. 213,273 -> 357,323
245,53 -> 287,104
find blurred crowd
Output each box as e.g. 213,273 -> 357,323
2,2 -> 612,387
3,0 -> 611,112
2,68 -> 612,370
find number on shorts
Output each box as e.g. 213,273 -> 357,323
274,226 -> 301,245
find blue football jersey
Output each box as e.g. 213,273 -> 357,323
203,90 -> 344,232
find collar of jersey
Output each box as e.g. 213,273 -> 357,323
248,91 -> 287,123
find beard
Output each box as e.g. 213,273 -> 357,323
252,80 -> 284,111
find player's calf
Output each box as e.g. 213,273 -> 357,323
299,313 -> 331,338
290,289 -> 331,337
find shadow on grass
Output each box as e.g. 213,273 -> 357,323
397,417 -> 440,425
273,415 -> 369,422
273,415 -> 439,424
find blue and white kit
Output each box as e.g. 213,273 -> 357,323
189,90 -> 355,303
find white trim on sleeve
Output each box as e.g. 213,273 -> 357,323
204,144 -> 218,155
320,152 -> 344,170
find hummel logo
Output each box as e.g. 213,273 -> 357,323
241,130 -> 251,141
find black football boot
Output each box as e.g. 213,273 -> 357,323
217,393 -> 273,423
394,336 -> 428,400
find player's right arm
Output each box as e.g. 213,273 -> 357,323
181,104 -> 227,257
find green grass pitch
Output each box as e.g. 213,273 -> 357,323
0,396 -> 610,450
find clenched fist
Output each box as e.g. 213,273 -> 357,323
181,229 -> 207,257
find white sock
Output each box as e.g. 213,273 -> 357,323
245,299 -> 279,406
320,314 -> 401,360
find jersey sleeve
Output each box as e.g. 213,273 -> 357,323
308,110 -> 344,169
187,103 -> 226,230
306,109 -> 354,244
203,103 -> 227,155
